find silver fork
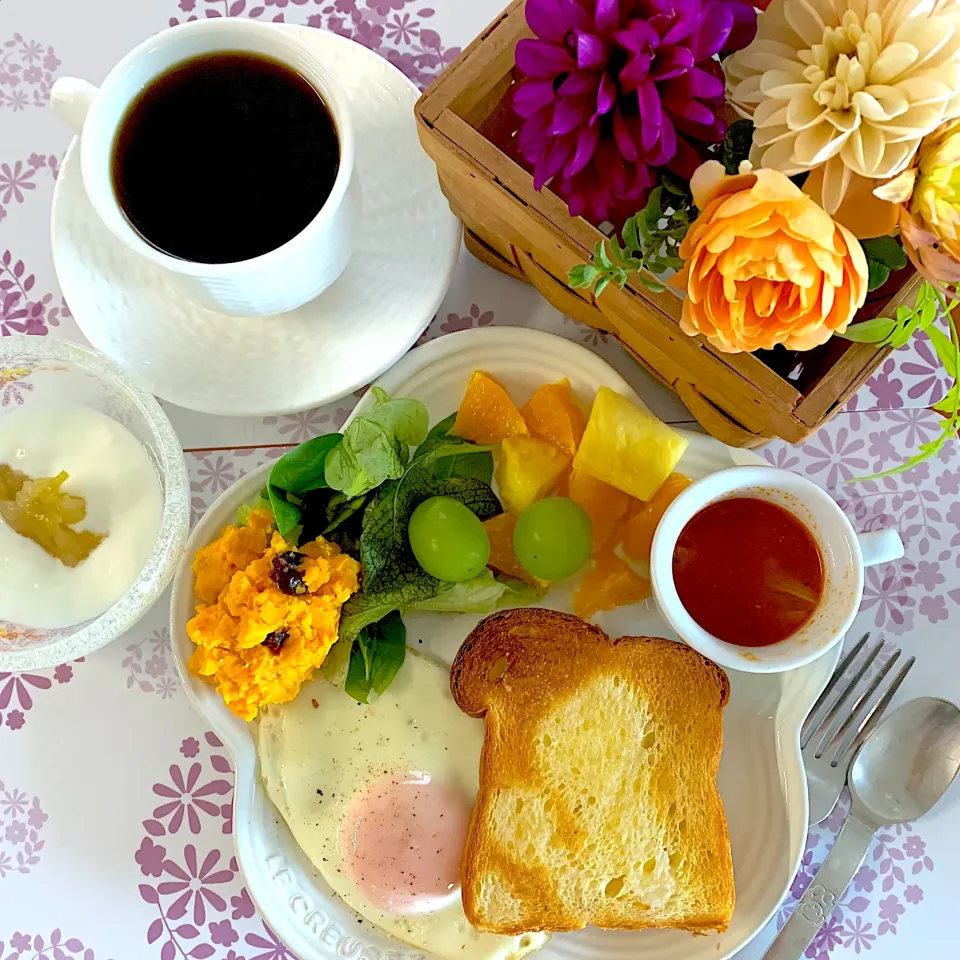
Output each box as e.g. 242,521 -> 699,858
801,633 -> 916,825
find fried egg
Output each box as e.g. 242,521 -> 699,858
259,649 -> 547,960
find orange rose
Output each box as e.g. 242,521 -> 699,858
671,161 -> 868,354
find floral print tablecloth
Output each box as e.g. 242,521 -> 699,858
1,1 -> 958,959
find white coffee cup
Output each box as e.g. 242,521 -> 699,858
51,19 -> 358,317
651,466 -> 904,674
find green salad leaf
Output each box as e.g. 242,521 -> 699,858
268,434 -> 343,538
338,598 -> 401,645
339,440 -> 502,647
325,387 -> 429,498
359,445 -> 502,605
405,569 -> 540,613
415,413 -> 495,483
345,610 -> 406,703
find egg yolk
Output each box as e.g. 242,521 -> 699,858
339,772 -> 472,915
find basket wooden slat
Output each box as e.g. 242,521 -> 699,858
415,0 -> 909,447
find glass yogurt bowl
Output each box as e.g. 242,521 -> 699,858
0,337 -> 189,670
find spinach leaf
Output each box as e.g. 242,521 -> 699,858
268,492 -> 302,541
345,610 -> 406,703
325,388 -> 429,498
268,433 -> 343,538
271,434 -> 343,493
405,569 -> 540,613
415,413 -> 495,483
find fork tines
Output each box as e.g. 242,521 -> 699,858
801,634 -> 916,768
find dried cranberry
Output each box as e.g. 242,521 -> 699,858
270,551 -> 307,595
262,629 -> 289,654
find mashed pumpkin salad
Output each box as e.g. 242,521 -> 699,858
187,510 -> 359,720
186,379 -> 690,717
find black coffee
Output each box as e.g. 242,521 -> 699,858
111,51 -> 339,264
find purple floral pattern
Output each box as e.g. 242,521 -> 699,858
186,448 -> 290,526
440,302 -> 494,335
136,734 -> 296,959
261,404 -> 350,442
0,251 -> 70,336
0,660 -> 82,732
167,0 -> 460,89
123,627 -> 181,699
562,311 -> 611,347
0,154 -> 58,222
0,930 -> 111,960
0,782 -> 46,878
0,35 -> 60,111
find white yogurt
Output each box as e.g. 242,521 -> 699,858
0,407 -> 163,629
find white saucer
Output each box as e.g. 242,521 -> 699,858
51,27 -> 461,417
171,328 -> 839,960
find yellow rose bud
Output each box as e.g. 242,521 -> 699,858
876,119 -> 960,294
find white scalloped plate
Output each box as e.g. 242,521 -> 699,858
171,328 -> 840,960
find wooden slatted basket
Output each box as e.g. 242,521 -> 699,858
414,0 -> 922,448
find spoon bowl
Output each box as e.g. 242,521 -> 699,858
851,697 -> 960,826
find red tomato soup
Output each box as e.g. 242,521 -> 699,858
672,497 -> 824,647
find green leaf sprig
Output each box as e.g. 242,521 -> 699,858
568,181 -> 696,297
860,235 -> 909,292
840,278 -> 939,348
842,280 -> 960,481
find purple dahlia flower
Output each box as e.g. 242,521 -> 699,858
514,0 -> 757,223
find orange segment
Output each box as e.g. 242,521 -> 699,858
452,371 -> 530,445
495,437 -> 571,514
573,548 -> 651,620
483,512 -> 536,585
568,468 -> 631,555
520,379 -> 586,455
623,473 -> 693,564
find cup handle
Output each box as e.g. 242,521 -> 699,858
858,528 -> 904,567
50,77 -> 99,134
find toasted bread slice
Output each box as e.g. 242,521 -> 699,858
450,609 -> 733,935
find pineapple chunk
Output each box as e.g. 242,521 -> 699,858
495,437 -> 571,514
572,387 -> 688,501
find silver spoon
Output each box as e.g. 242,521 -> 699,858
765,697 -> 960,960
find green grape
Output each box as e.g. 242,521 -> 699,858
408,496 -> 490,582
513,497 -> 592,580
